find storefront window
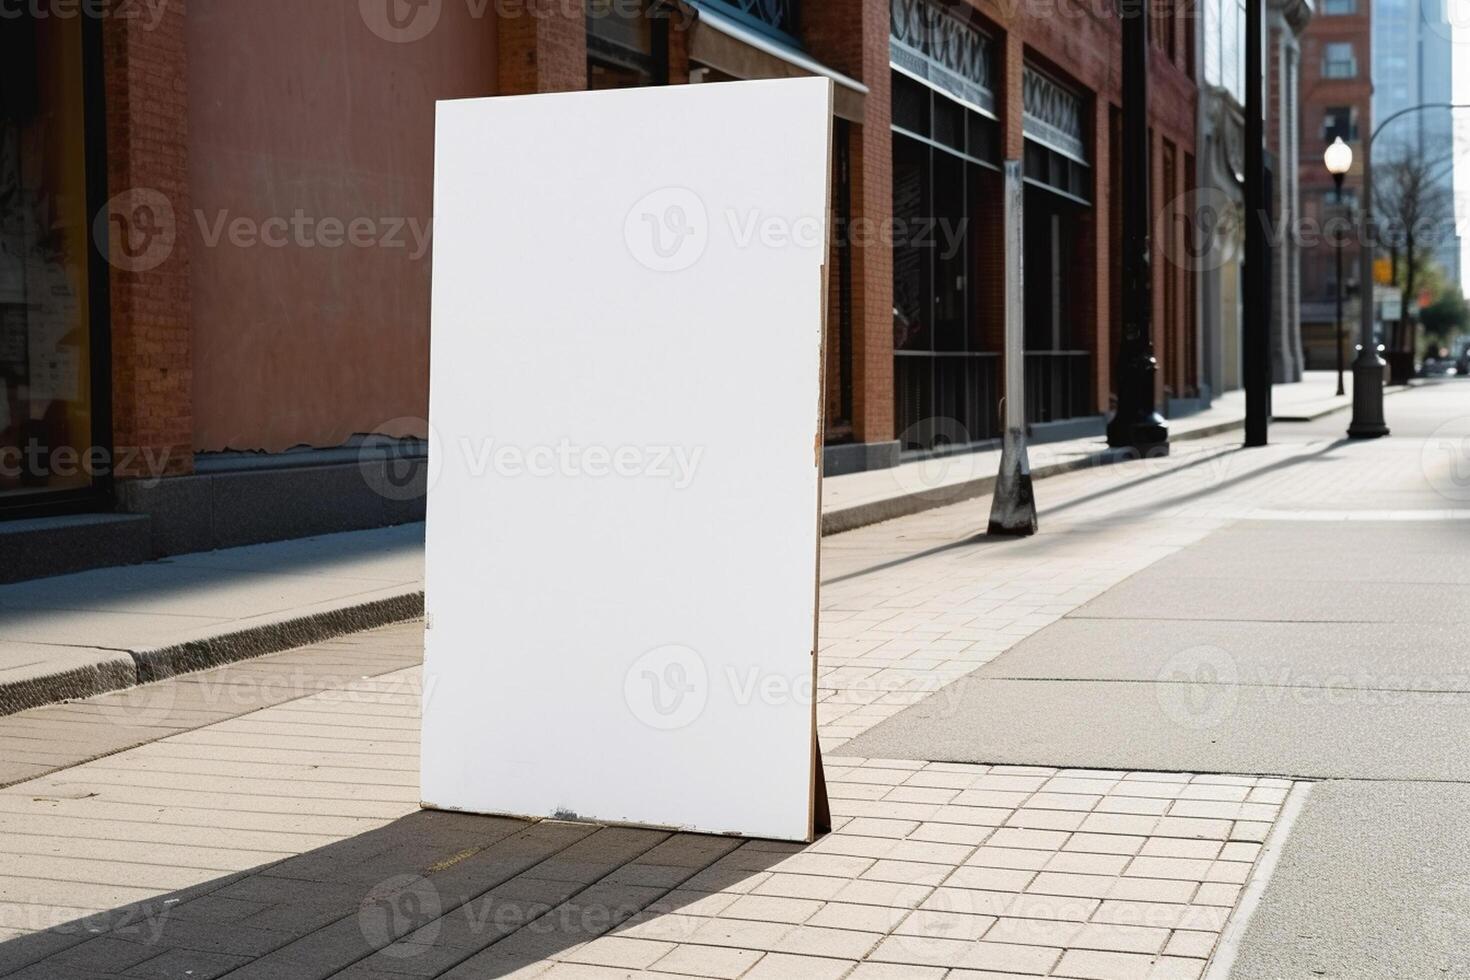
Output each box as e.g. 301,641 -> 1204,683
890,70 -> 1002,452
0,14 -> 99,504
1021,64 -> 1094,424
588,0 -> 668,88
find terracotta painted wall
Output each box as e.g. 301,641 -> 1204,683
186,1 -> 497,452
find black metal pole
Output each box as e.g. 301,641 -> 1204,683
1243,0 -> 1269,446
1107,0 -> 1168,454
1334,173 -> 1345,397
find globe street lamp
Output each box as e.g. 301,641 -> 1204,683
1324,136 -> 1352,398
1351,102 -> 1470,438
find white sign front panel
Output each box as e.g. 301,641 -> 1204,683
422,78 -> 832,841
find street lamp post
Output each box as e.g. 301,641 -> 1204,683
1243,0 -> 1269,447
1348,102 -> 1470,438
1324,137 -> 1352,398
1349,138 -> 1390,438
1107,0 -> 1168,455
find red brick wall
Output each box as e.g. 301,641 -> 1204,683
956,0 -> 1198,412
804,0 -> 895,445
1299,6 -> 1372,304
98,0 -> 1206,472
499,1 -> 587,94
185,2 -> 498,453
102,0 -> 193,478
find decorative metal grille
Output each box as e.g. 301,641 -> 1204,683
700,0 -> 798,41
889,0 -> 995,115
1022,65 -> 1087,162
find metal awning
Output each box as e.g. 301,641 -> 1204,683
687,4 -> 869,123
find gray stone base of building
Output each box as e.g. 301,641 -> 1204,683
1166,389 -> 1214,420
0,513 -> 153,585
1028,415 -> 1107,444
0,450 -> 429,583
6,422 -> 1120,583
117,452 -> 429,559
823,440 -> 901,477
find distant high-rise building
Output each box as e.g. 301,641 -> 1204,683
1373,0 -> 1461,284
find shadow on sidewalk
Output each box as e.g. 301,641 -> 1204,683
0,807 -> 789,979
823,442 -> 1253,586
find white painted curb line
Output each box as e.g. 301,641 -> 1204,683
1203,780 -> 1315,980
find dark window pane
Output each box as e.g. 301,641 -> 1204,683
892,71 -> 931,134
892,135 -> 932,352
1069,160 -> 1089,200
967,113 -> 998,164
0,13 -> 96,500
894,356 -> 933,449
587,0 -> 652,52
1024,140 -> 1048,183
932,152 -> 967,351
932,96 -> 963,152
934,358 -> 967,442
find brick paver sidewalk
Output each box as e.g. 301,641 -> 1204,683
0,648 -> 1297,979
12,412 -> 1429,977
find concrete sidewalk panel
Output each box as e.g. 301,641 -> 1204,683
1227,780 -> 1470,979
837,675 -> 1470,781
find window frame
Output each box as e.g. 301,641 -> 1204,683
1322,42 -> 1357,79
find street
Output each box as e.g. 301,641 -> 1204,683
1,382 -> 1468,979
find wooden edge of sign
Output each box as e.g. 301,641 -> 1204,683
808,78 -> 836,844
813,736 -> 832,836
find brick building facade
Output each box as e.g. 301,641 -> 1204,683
1297,0 -> 1372,369
2,0 -> 1208,575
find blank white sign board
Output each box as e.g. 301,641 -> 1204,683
422,78 -> 832,842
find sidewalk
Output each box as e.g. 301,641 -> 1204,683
0,373 -> 1367,718
0,417 -> 1304,977
0,526 -> 424,716
0,380 -> 1464,977
821,370 -> 1362,532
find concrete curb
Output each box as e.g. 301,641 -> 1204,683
822,414 -> 1242,536
820,386 -> 1410,537
0,656 -> 137,719
1,590 -> 424,718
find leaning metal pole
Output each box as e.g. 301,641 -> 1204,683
1349,129 -> 1390,437
989,160 -> 1038,537
1106,0 -> 1168,454
1243,0 -> 1270,446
